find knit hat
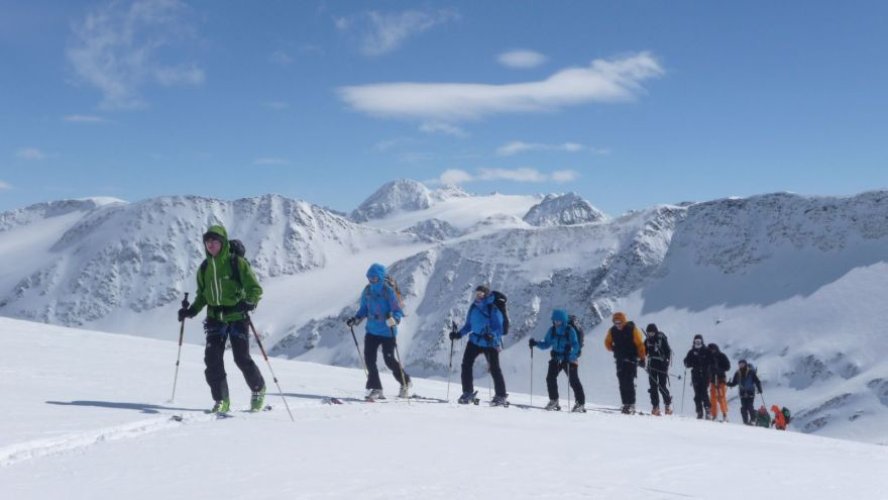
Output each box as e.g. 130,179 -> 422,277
474,285 -> 490,295
645,323 -> 658,334
612,312 -> 627,323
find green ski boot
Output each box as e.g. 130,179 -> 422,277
250,387 -> 266,412
211,398 -> 230,414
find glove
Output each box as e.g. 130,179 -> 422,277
346,317 -> 359,327
235,301 -> 255,313
638,358 -> 646,368
528,338 -> 537,348
386,316 -> 398,328
177,307 -> 194,322
449,330 -> 460,340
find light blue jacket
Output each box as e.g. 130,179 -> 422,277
456,294 -> 504,349
533,309 -> 580,363
355,263 -> 403,338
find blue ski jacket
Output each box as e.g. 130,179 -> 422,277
534,309 -> 580,363
456,294 -> 504,349
354,263 -> 403,338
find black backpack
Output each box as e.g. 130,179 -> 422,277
490,290 -> 510,335
200,238 -> 245,286
568,314 -> 585,356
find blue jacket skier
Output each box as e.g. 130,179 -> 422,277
450,285 -> 508,406
529,309 -> 585,412
347,263 -> 410,400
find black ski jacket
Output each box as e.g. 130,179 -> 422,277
683,347 -> 712,383
643,331 -> 672,367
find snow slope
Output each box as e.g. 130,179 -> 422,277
2,317 -> 886,500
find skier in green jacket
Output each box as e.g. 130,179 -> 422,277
178,224 -> 266,413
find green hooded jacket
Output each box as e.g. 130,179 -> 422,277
190,224 -> 262,323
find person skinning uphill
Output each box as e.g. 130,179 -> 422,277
177,224 -> 266,414
604,312 -> 646,414
346,263 -> 411,401
643,323 -> 673,416
450,285 -> 509,406
726,359 -> 762,425
707,343 -> 731,422
683,334 -> 712,419
529,309 -> 585,412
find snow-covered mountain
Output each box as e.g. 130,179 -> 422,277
523,192 -> 608,226
3,317 -> 887,500
2,182 -> 888,443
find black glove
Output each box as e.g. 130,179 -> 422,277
449,330 -> 460,340
346,317 -> 359,327
528,338 -> 537,348
177,307 -> 194,322
638,358 -> 646,368
235,301 -> 255,313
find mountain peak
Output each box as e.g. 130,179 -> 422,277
350,179 -> 434,222
523,192 -> 607,226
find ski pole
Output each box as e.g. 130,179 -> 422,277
388,315 -> 410,404
169,293 -> 189,403
681,368 -> 687,416
348,324 -> 368,376
565,361 -> 571,413
247,316 -> 295,422
529,344 -> 534,406
446,322 -> 456,401
759,391 -> 767,409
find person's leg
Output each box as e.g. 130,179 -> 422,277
380,337 -> 410,386
545,359 -> 560,401
203,322 -> 229,402
364,334 -> 383,390
648,371 -> 660,407
483,348 -> 507,396
460,342 -> 483,394
229,321 -> 265,392
568,363 -> 585,405
658,371 -> 672,407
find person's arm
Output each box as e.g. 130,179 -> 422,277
604,329 -> 614,352
354,290 -> 368,320
633,327 -> 646,360
239,258 -> 262,306
458,308 -> 473,336
754,372 -> 763,393
536,327 -> 554,350
386,287 -> 404,322
568,327 -> 580,362
190,267 -> 207,314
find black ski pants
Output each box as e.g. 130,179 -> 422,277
647,363 -> 672,407
461,341 -> 507,397
691,374 -> 711,416
364,334 -> 410,390
204,320 -> 265,402
739,393 -> 756,424
546,359 -> 585,405
615,359 -> 638,405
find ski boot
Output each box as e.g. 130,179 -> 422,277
696,410 -> 704,420
210,398 -> 230,414
544,399 -> 561,411
651,406 -> 661,416
720,414 -> 729,423
365,388 -> 385,401
664,404 -> 673,415
398,381 -> 413,398
490,394 -> 509,407
571,402 -> 586,413
621,404 -> 635,415
458,391 -> 478,405
250,387 -> 266,412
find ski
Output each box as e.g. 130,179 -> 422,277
322,397 -> 344,405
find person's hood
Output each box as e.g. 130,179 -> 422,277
202,224 -> 230,259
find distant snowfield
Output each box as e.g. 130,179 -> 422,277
2,317 -> 886,500
362,192 -> 541,231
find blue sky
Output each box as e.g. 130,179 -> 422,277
2,0 -> 887,216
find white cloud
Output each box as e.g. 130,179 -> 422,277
253,157 -> 290,166
498,49 -> 547,69
269,50 -> 293,66
66,0 -> 205,109
438,167 -> 578,184
439,169 -> 473,185
339,52 -> 663,121
17,148 -> 46,160
0,180 -> 11,190
262,101 -> 290,110
419,122 -> 468,137
63,114 -> 107,123
551,170 -> 579,182
496,141 -> 589,156
373,137 -> 415,152
337,8 -> 459,56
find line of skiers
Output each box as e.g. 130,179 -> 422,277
176,225 -> 789,429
